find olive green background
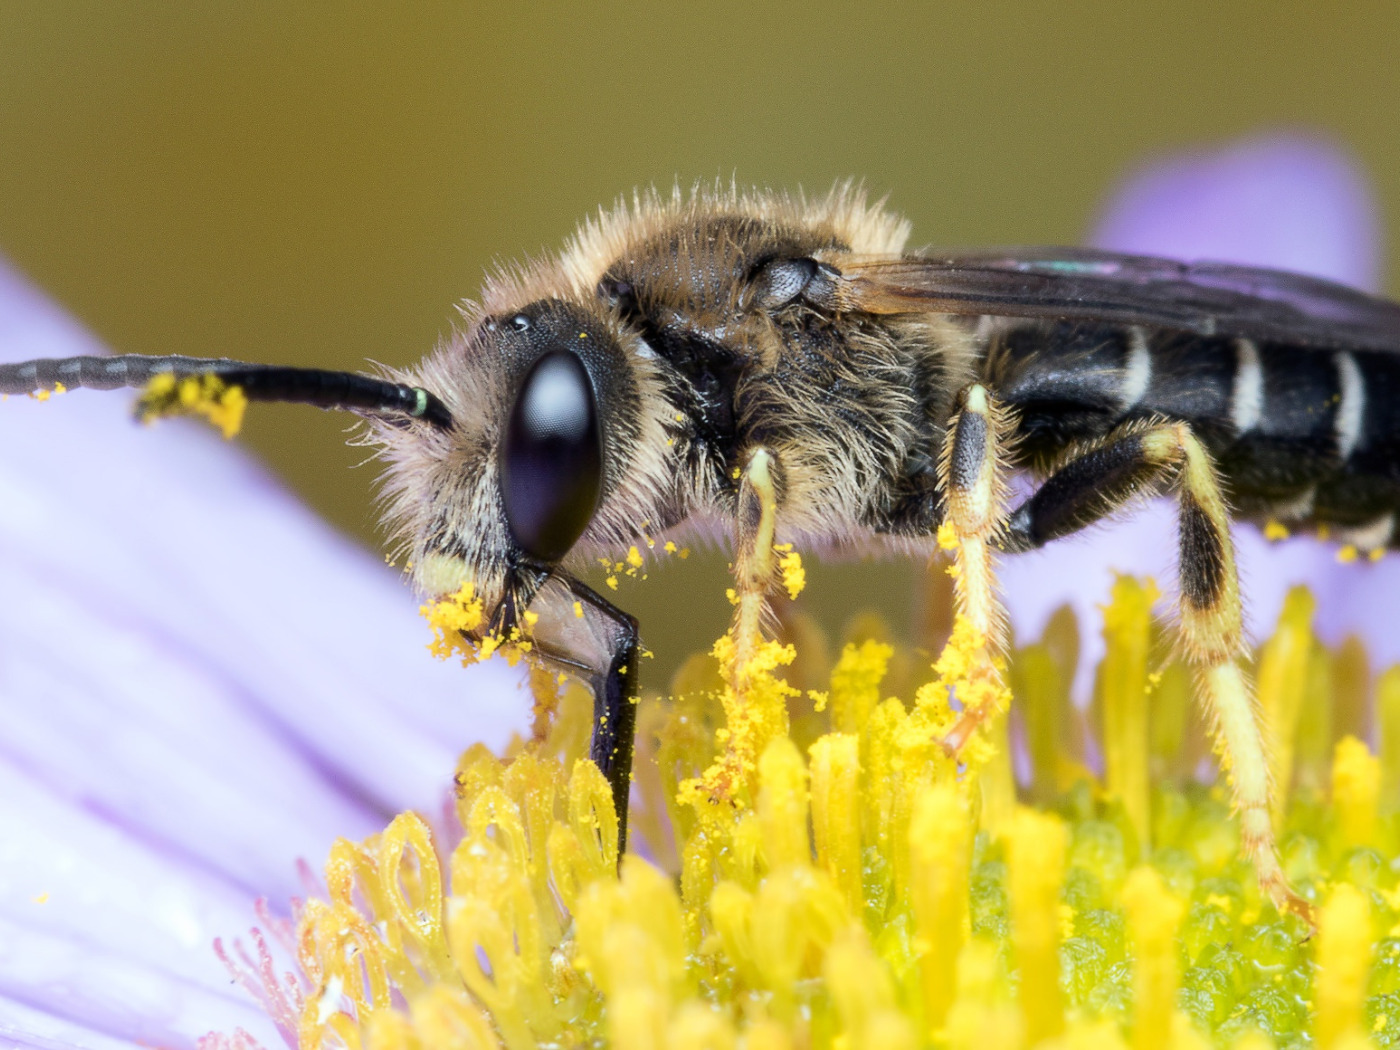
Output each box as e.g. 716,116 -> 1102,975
2,3 -> 1397,686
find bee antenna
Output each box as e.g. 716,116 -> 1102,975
0,354 -> 454,429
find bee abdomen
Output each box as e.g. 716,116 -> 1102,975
986,320 -> 1400,548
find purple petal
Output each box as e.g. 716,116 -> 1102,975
0,763 -> 279,1046
0,260 -> 532,1046
1092,131 -> 1383,291
1004,134 -> 1394,695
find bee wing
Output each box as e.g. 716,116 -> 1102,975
837,248 -> 1400,352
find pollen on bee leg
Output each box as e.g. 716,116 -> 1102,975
676,449 -> 797,807
935,383 -> 1014,758
730,447 -> 781,684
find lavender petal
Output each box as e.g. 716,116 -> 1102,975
1092,131 -> 1382,291
0,259 -> 531,1046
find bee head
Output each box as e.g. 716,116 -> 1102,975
372,297 -> 644,647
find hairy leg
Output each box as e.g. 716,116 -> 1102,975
992,416 -> 1310,920
731,447 -> 781,686
938,384 -> 1016,752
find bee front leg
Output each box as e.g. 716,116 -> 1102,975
561,578 -> 640,856
998,420 -> 1311,922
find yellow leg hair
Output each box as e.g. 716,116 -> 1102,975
940,384 -> 1014,753
731,447 -> 780,690
1161,426 -> 1313,923
690,447 -> 787,806
937,397 -> 1309,921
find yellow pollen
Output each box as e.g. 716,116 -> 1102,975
420,582 -> 485,661
267,573 -> 1399,1050
1264,518 -> 1290,542
776,545 -> 805,599
137,372 -> 247,439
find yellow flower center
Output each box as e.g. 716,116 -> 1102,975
271,577 -> 1398,1049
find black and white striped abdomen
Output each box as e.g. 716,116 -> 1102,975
984,320 -> 1400,546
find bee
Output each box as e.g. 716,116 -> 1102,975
7,185 -> 1400,917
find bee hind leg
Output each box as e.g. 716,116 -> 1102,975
998,419 -> 1312,923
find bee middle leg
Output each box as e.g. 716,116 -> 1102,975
937,383 -> 1015,752
698,446 -> 787,804
998,418 -> 1310,921
732,446 -> 781,682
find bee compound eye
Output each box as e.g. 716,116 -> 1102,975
499,350 -> 603,563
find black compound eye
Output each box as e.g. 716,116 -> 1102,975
499,350 -> 603,563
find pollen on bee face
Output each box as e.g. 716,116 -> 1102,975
419,583 -> 484,661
